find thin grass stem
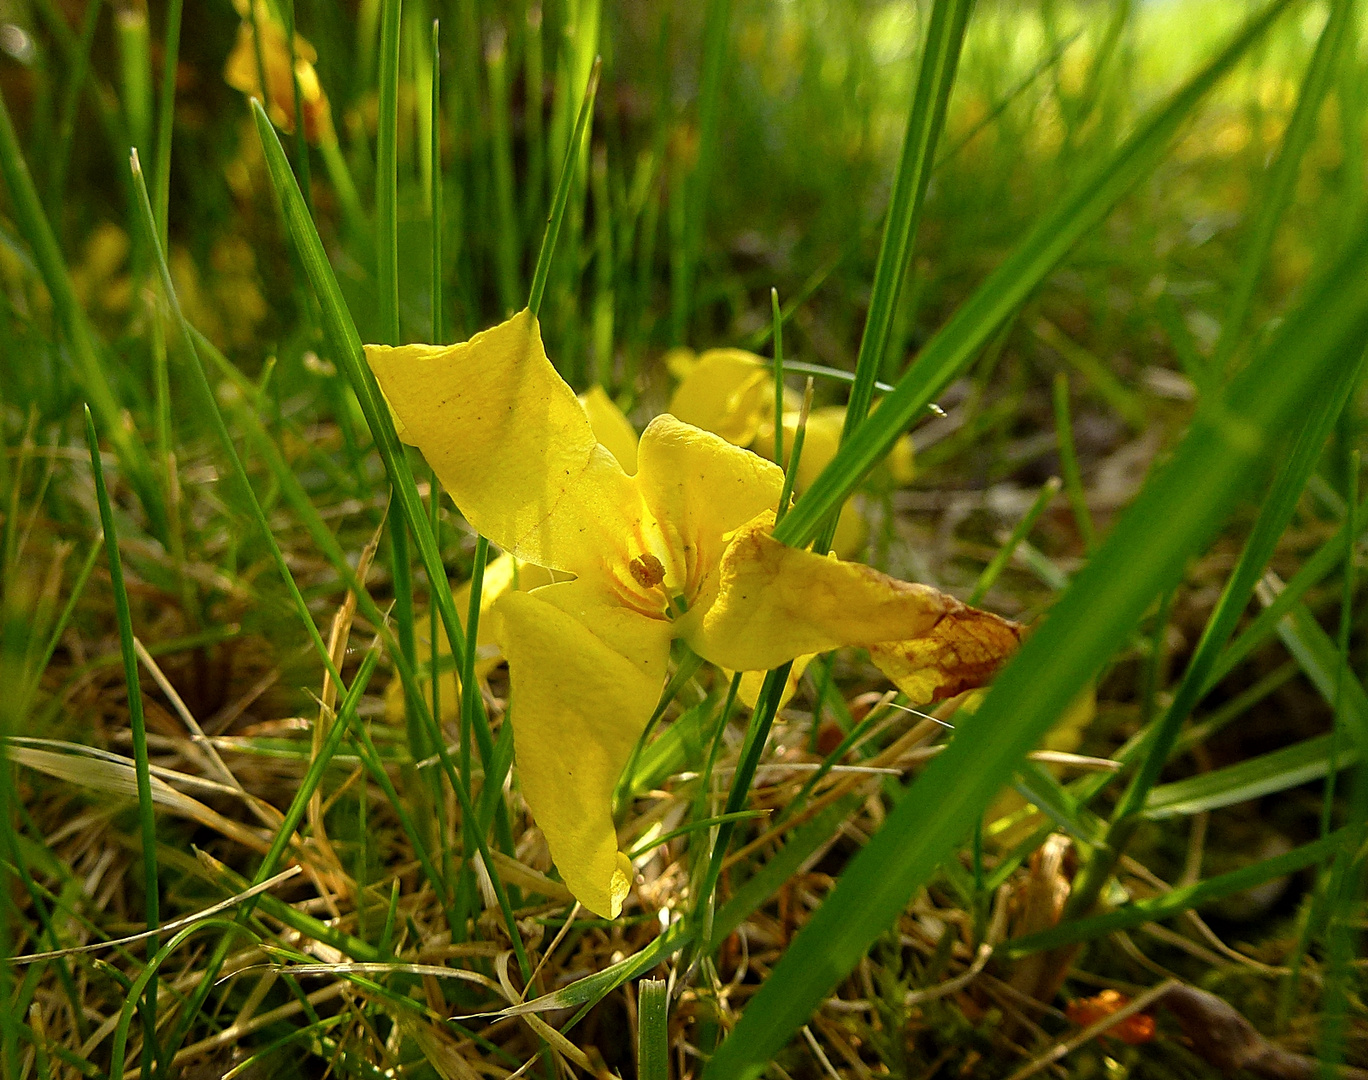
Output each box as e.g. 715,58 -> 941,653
1211,0 -> 1352,373
0,92 -> 167,539
487,27 -> 521,316
813,0 -> 972,556
1052,373 -> 1095,552
84,405 -> 160,1072
430,18 -> 443,345
772,288 -> 784,466
151,0 -> 182,249
777,0 -> 1297,551
775,380 -> 814,528
970,477 -> 1061,605
529,58 -> 601,318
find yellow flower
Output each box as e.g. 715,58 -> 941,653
667,349 -> 917,557
224,0 -> 333,145
367,311 -> 1021,919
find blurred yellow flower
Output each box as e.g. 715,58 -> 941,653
224,0 -> 333,145
368,312 -> 1020,918
667,348 -> 916,557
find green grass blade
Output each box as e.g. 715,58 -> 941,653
1207,487 -> 1368,691
114,2 -> 153,162
487,29 -> 521,316
1273,602 -> 1368,751
701,148 -> 1368,1080
637,979 -> 669,1080
0,603 -> 19,1080
815,0 -> 971,551
281,0 -> 312,218
1211,0 -> 1353,372
523,4 -> 545,236
250,103 -> 500,774
1002,830 -> 1344,958
696,662 -> 793,918
1324,452 -> 1358,839
708,799 -> 860,950
348,721 -> 455,928
151,0 -> 183,248
128,152 -> 346,693
0,92 -> 167,541
774,0 -> 1296,550
83,405 -> 160,1070
842,0 -> 972,435
970,477 -> 1061,604
162,647 -> 379,1062
377,0 -> 401,346
49,0 -> 102,216
505,922 -> 690,1021
376,0 -> 417,844
1052,373 -> 1095,551
430,17 -> 442,344
529,57 -> 602,317
1144,735 -> 1356,818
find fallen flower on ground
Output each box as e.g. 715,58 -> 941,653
367,311 -> 1022,918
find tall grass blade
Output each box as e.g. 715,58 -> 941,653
842,0 -> 971,432
250,103 -> 499,769
377,0 -> 402,346
529,57 -> 601,317
248,108 -> 533,969
1002,829 -> 1345,958
128,152 -> 346,691
0,93 -> 167,541
1,562 -> 28,1076
375,0 -> 421,806
487,27 -> 521,316
430,17 -> 443,344
970,477 -> 1061,604
637,979 -> 669,1080
281,0 -> 312,216
84,405 -> 160,1073
1211,0 -> 1353,372
151,0 -> 182,247
1052,374 -> 1095,551
114,3 -> 153,163
1065,343 -> 1368,917
775,0 -> 1296,549
701,159 -> 1368,1080
812,0 -> 971,551
1143,734 -> 1357,818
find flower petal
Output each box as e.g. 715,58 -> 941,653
493,581 -> 672,918
691,520 -> 1021,702
365,311 -> 637,576
636,416 -> 783,611
867,608 -> 1025,705
666,349 -> 775,446
738,653 -> 813,711
578,386 -> 639,473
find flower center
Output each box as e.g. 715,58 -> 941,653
602,521 -> 701,622
628,553 -> 666,589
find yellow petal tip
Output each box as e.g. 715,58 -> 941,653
608,853 -> 633,919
